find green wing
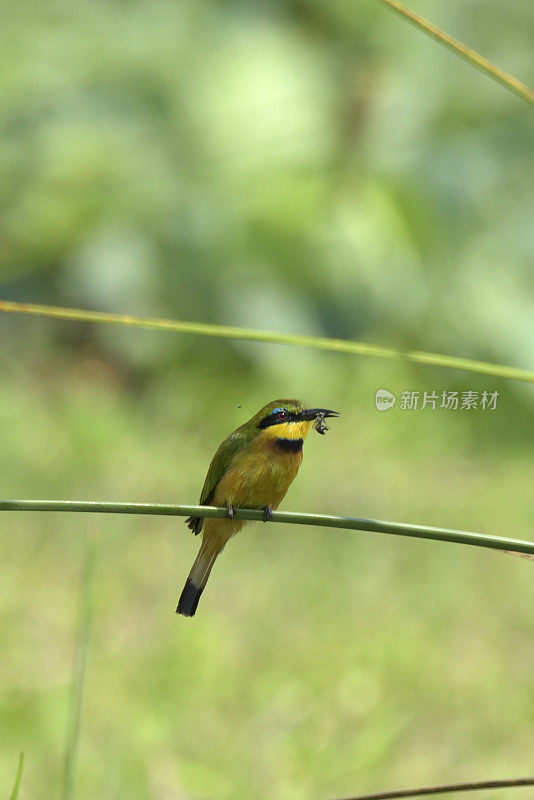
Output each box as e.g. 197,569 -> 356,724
186,429 -> 251,534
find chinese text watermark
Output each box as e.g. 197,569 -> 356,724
375,389 -> 499,411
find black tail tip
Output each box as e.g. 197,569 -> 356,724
185,515 -> 203,535
176,578 -> 203,617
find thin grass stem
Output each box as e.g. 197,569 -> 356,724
63,530 -> 97,800
1,301 -> 533,384
374,0 -> 534,106
336,775 -> 534,799
9,753 -> 24,800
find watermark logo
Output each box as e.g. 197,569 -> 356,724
375,389 -> 499,411
375,389 -> 396,411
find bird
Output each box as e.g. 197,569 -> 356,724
176,399 -> 339,617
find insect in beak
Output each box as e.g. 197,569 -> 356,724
297,408 -> 340,435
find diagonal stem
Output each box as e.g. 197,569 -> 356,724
1,301 -> 534,384
335,775 -> 534,800
374,0 -> 534,106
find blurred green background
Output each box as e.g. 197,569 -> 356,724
1,0 -> 533,798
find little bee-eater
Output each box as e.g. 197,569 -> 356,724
177,399 -> 339,617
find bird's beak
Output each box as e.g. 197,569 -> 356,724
297,408 -> 340,421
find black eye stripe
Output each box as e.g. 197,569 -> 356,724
258,410 -> 297,429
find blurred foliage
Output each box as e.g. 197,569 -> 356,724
1,1 -> 533,799
1,0 -> 534,379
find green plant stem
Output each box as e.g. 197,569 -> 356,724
9,753 -> 24,800
1,500 -> 533,557
63,532 -> 96,800
374,0 -> 534,106
1,300 -> 534,384
337,775 -> 534,799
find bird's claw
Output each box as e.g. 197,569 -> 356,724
262,506 -> 273,522
227,504 -> 236,520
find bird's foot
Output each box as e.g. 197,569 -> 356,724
262,506 -> 273,522
226,504 -> 236,520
